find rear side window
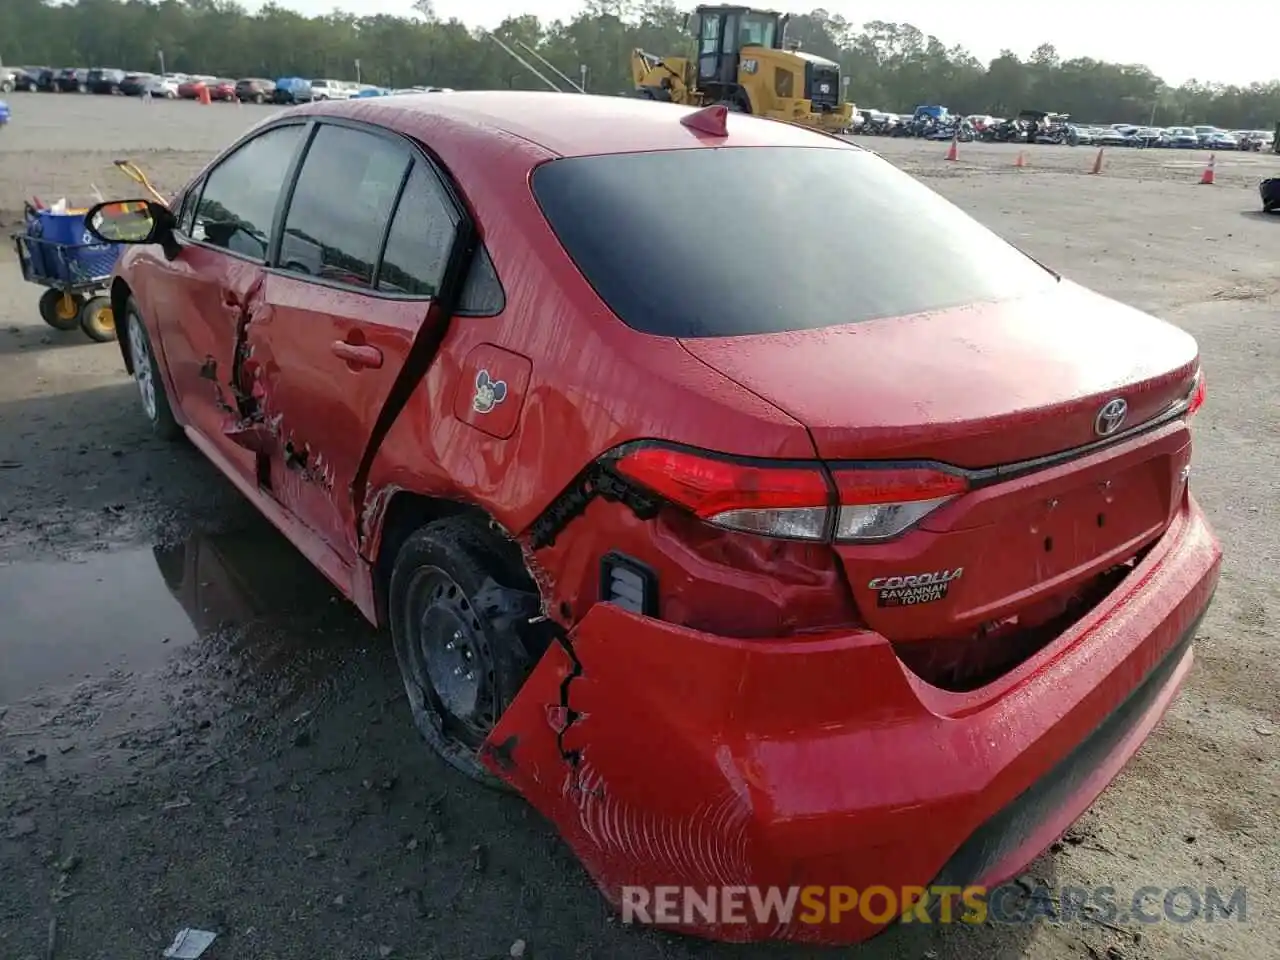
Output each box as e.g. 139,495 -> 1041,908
532,146 -> 1057,338
375,159 -> 505,313
377,161 -> 454,297
193,124 -> 304,261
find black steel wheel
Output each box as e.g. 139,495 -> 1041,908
388,516 -> 543,787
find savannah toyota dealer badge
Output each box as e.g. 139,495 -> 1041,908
868,568 -> 963,607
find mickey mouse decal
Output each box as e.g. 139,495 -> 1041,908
472,369 -> 508,414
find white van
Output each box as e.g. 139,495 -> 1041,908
310,78 -> 353,100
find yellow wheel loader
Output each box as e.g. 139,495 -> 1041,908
630,5 -> 853,133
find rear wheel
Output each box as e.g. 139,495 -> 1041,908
79,296 -> 116,342
388,516 -> 543,788
253,92 -> 264,104
123,301 -> 181,440
38,290 -> 84,330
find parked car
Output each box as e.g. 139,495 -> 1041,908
140,75 -> 180,98
178,76 -> 214,99
273,77 -> 313,104
11,67 -> 45,91
1164,126 -> 1200,149
120,73 -> 156,96
88,68 -> 127,94
87,93 -> 1217,947
1132,126 -> 1166,147
1097,127 -> 1140,147
1202,130 -> 1237,150
209,79 -> 237,102
55,67 -> 89,92
235,77 -> 275,103
1242,130 -> 1275,152
309,78 -> 354,100
354,86 -> 389,98
33,67 -> 59,91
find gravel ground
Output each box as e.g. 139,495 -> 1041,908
0,93 -> 1277,960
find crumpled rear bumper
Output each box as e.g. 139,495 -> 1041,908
483,496 -> 1220,944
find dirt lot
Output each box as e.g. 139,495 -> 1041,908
0,93 -> 1277,959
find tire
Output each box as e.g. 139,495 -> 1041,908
78,83 -> 87,93
253,92 -> 264,104
388,516 -> 543,788
164,90 -> 176,99
38,289 -> 84,330
79,295 -> 116,342
122,301 -> 181,440
0,80 -> 12,94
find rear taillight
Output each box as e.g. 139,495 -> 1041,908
831,466 -> 968,542
610,446 -> 967,543
1185,368 -> 1206,417
611,446 -> 831,540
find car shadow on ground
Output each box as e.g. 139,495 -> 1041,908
0,380 -> 1052,960
1239,209 -> 1279,222
0,323 -> 107,356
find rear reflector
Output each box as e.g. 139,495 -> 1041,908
610,445 -> 967,543
600,552 -> 659,616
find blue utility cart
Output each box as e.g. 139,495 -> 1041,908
12,204 -> 122,341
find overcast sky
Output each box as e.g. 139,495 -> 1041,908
251,1 -> 1273,87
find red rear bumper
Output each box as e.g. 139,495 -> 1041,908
484,495 -> 1220,944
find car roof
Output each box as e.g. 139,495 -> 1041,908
300,90 -> 849,159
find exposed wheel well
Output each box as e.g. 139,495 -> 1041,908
372,493 -> 530,625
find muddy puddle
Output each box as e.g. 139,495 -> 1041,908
0,521 -> 382,774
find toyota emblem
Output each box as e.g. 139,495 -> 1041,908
1094,398 -> 1128,437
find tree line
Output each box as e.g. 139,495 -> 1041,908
3,0 -> 1279,128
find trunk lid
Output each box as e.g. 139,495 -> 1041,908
678,283 -> 1199,468
680,283 -> 1200,649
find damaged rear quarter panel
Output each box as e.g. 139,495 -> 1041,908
356,146 -> 813,572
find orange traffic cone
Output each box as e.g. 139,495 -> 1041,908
945,134 -> 959,162
1199,153 -> 1216,185
197,84 -> 211,106
1090,147 -> 1104,175
1014,150 -> 1026,168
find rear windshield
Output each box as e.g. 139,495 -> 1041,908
531,146 -> 1057,338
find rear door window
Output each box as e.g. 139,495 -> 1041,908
192,123 -> 306,261
531,145 -> 1058,338
277,124 -> 410,289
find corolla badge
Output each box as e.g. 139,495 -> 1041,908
472,369 -> 507,414
1094,397 -> 1128,437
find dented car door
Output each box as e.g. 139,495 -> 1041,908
154,123 -> 309,482
238,124 -> 460,562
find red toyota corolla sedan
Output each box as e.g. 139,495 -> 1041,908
86,92 -> 1220,944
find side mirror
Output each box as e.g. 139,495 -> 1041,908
85,198 -> 181,260
85,199 -> 171,244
